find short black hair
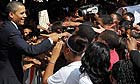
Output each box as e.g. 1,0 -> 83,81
98,30 -> 119,49
76,22 -> 97,43
101,14 -> 113,25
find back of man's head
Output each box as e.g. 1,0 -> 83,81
76,22 -> 98,43
101,14 -> 113,25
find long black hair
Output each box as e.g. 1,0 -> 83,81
80,42 -> 110,84
111,59 -> 136,84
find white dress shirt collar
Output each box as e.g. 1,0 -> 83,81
11,21 -> 18,30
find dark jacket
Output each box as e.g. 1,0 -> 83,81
130,50 -> 140,84
0,21 -> 52,84
130,50 -> 140,68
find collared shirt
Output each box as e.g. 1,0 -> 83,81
11,21 -> 19,30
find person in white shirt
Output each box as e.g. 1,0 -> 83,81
42,35 -> 88,84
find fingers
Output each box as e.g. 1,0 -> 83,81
92,26 -> 105,33
49,32 -> 71,42
127,37 -> 137,51
32,59 -> 41,65
62,22 -> 70,27
54,41 -> 64,50
57,32 -> 71,40
52,41 -> 64,55
127,37 -> 136,43
50,41 -> 64,62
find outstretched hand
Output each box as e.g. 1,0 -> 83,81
127,37 -> 137,52
49,32 -> 71,42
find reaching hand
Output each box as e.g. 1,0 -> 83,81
49,41 -> 64,63
49,32 -> 71,42
127,37 -> 137,52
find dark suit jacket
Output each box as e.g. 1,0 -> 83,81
130,50 -> 140,83
0,21 -> 52,84
130,50 -> 140,68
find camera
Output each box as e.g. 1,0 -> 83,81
78,4 -> 98,16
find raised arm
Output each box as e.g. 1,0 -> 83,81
42,41 -> 64,84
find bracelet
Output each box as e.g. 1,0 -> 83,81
49,61 -> 55,64
132,49 -> 137,50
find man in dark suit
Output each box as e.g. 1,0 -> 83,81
0,1 -> 69,84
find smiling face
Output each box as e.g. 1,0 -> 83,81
9,5 -> 27,26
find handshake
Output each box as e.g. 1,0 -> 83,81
41,32 -> 71,43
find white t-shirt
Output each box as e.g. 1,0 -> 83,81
47,61 -> 81,84
79,73 -> 93,84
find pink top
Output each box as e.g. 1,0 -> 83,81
109,49 -> 119,70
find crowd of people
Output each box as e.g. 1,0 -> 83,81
0,0 -> 140,84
